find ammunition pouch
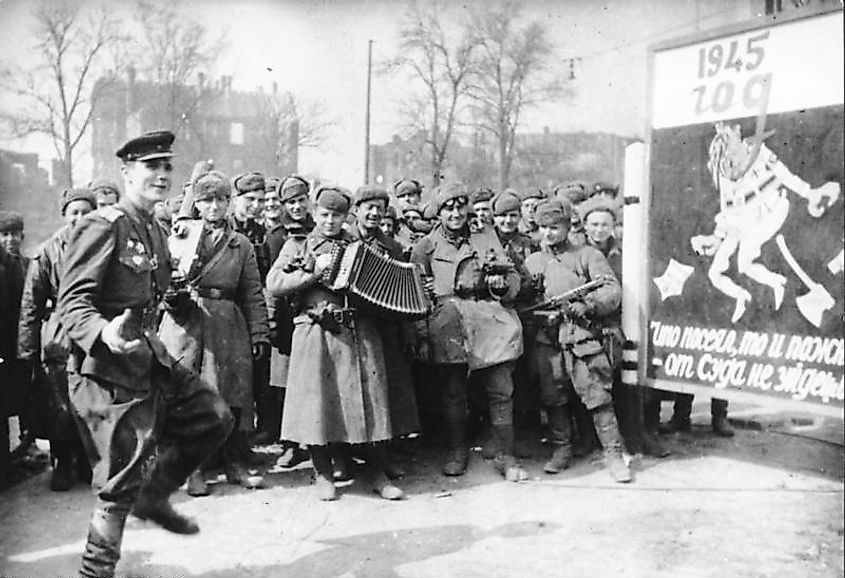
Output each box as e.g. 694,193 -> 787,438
307,305 -> 354,334
600,326 -> 625,369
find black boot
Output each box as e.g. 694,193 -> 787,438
491,424 -> 528,482
79,500 -> 130,578
309,445 -> 338,501
543,405 -> 572,474
332,443 -> 354,481
132,472 -> 200,534
659,393 -> 692,434
593,405 -> 632,483
49,438 -> 74,492
571,399 -> 601,457
711,398 -> 735,437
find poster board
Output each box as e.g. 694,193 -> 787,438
642,8 -> 844,416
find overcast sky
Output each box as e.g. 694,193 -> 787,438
0,0 -> 758,186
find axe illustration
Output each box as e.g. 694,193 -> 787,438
775,234 -> 834,328
828,248 -> 844,276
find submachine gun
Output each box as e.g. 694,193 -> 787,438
518,277 -> 608,315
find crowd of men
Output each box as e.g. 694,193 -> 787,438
0,130 -> 734,577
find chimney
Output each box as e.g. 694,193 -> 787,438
198,72 -> 205,89
272,82 -> 278,94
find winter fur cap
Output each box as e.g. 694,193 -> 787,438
354,185 -> 390,206
0,210 -> 24,232
232,172 -> 265,195
434,182 -> 469,213
61,188 -> 96,214
194,171 -> 233,200
278,175 -> 310,202
314,185 -> 351,213
534,198 -> 573,227
492,190 -> 522,216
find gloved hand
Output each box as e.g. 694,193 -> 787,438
252,342 -> 270,360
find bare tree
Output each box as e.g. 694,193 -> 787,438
0,1 -> 126,187
130,0 -> 225,146
466,1 -> 568,191
253,91 -> 337,176
384,0 -> 478,187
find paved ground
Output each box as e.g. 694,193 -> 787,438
1,404 -> 843,578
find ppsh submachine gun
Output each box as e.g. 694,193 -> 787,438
519,277 -> 608,315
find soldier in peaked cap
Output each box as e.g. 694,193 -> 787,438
60,130 -> 232,578
410,182 -> 527,482
523,198 -> 631,483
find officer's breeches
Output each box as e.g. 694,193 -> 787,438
69,362 -> 233,504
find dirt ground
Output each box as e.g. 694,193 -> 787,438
1,410 -> 843,578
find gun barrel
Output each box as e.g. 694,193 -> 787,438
519,279 -> 605,314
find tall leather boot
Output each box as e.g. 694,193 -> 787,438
571,398 -> 601,457
132,470 -> 200,535
659,393 -> 692,434
224,426 -> 266,489
49,437 -> 74,491
491,422 -> 528,482
309,445 -> 337,501
711,398 -> 735,437
441,368 -> 469,477
79,499 -> 131,578
613,381 -> 645,455
642,388 -> 669,458
592,405 -> 632,483
543,404 -> 572,474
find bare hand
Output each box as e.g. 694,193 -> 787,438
100,308 -> 144,355
314,253 -> 334,276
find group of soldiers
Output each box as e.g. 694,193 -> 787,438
0,129 -> 733,578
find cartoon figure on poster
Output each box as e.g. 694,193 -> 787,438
690,122 -> 841,324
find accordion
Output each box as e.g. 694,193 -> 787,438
323,241 -> 432,320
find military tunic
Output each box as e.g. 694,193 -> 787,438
267,229 -> 392,445
59,200 -> 231,501
524,243 -> 621,410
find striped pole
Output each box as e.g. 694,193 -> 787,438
621,141 -> 645,386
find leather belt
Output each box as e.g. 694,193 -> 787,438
194,287 -> 236,301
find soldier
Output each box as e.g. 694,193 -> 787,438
379,205 -> 399,239
1,211 -> 31,479
267,175 -> 314,467
410,183 -> 527,482
230,172 -> 273,448
87,178 -> 121,209
59,131 -> 232,577
554,182 -> 591,248
158,171 -> 271,495
393,179 -> 432,253
263,176 -> 284,234
17,189 -> 97,491
470,187 -> 495,233
492,190 -> 542,452
0,211 -> 35,457
351,185 -> 420,477
266,185 -> 404,501
517,188 -> 544,248
579,197 -> 668,458
524,198 -> 632,482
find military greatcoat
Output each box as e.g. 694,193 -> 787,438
266,228 -> 392,446
158,225 -> 269,430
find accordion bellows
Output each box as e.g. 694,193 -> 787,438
324,241 -> 432,320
